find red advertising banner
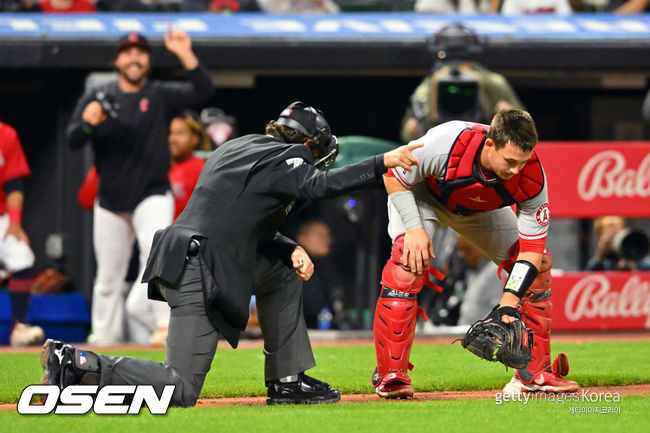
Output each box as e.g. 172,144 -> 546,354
552,271 -> 650,331
535,142 -> 650,218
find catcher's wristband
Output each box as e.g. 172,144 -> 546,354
503,260 -> 539,298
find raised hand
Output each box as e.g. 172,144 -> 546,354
164,25 -> 198,70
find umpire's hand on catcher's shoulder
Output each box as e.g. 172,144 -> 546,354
383,143 -> 423,172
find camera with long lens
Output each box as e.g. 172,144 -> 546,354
612,229 -> 650,261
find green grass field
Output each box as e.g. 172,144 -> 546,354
2,340 -> 649,432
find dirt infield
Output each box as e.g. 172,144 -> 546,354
2,384 -> 648,411
194,384 -> 650,407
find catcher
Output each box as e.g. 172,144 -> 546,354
372,109 -> 579,398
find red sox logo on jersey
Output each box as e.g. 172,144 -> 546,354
536,203 -> 550,227
139,98 -> 149,113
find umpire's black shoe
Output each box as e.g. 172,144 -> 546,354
40,339 -> 101,394
266,373 -> 341,405
40,339 -> 69,388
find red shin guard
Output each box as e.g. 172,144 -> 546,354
372,235 -> 444,398
499,249 -> 578,392
516,250 -> 557,382
372,253 -> 427,397
517,292 -> 552,381
374,295 -> 418,379
514,292 -> 578,392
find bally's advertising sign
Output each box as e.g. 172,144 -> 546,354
535,142 -> 650,330
552,272 -> 650,331
535,142 -> 650,218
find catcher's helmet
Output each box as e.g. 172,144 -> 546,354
276,101 -> 339,169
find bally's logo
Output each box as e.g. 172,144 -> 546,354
564,274 -> 650,327
17,384 -> 175,415
577,151 -> 650,200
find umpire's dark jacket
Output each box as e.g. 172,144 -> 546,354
142,134 -> 386,348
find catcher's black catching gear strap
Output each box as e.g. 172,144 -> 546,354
457,305 -> 533,369
503,260 -> 538,298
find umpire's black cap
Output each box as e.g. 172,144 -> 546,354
116,32 -> 151,54
276,101 -> 339,169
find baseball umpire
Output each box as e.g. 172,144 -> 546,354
372,110 -> 580,398
40,101 -> 422,406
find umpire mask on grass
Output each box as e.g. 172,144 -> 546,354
276,101 -> 339,169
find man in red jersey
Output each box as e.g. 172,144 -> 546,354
0,121 -> 43,346
39,0 -> 97,12
168,111 -> 211,221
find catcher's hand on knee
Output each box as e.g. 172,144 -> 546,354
402,228 -> 434,275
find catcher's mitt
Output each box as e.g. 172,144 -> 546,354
458,306 -> 533,369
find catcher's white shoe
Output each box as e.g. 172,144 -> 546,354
503,372 -> 579,395
503,352 -> 579,396
503,376 -> 528,396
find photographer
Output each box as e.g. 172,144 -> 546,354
584,216 -> 650,271
67,29 -> 215,346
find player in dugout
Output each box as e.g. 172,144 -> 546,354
66,28 -> 214,347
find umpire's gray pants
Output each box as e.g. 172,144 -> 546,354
96,254 -> 315,407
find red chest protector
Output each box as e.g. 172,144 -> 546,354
427,123 -> 545,216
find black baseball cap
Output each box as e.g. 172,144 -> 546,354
116,32 -> 150,54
